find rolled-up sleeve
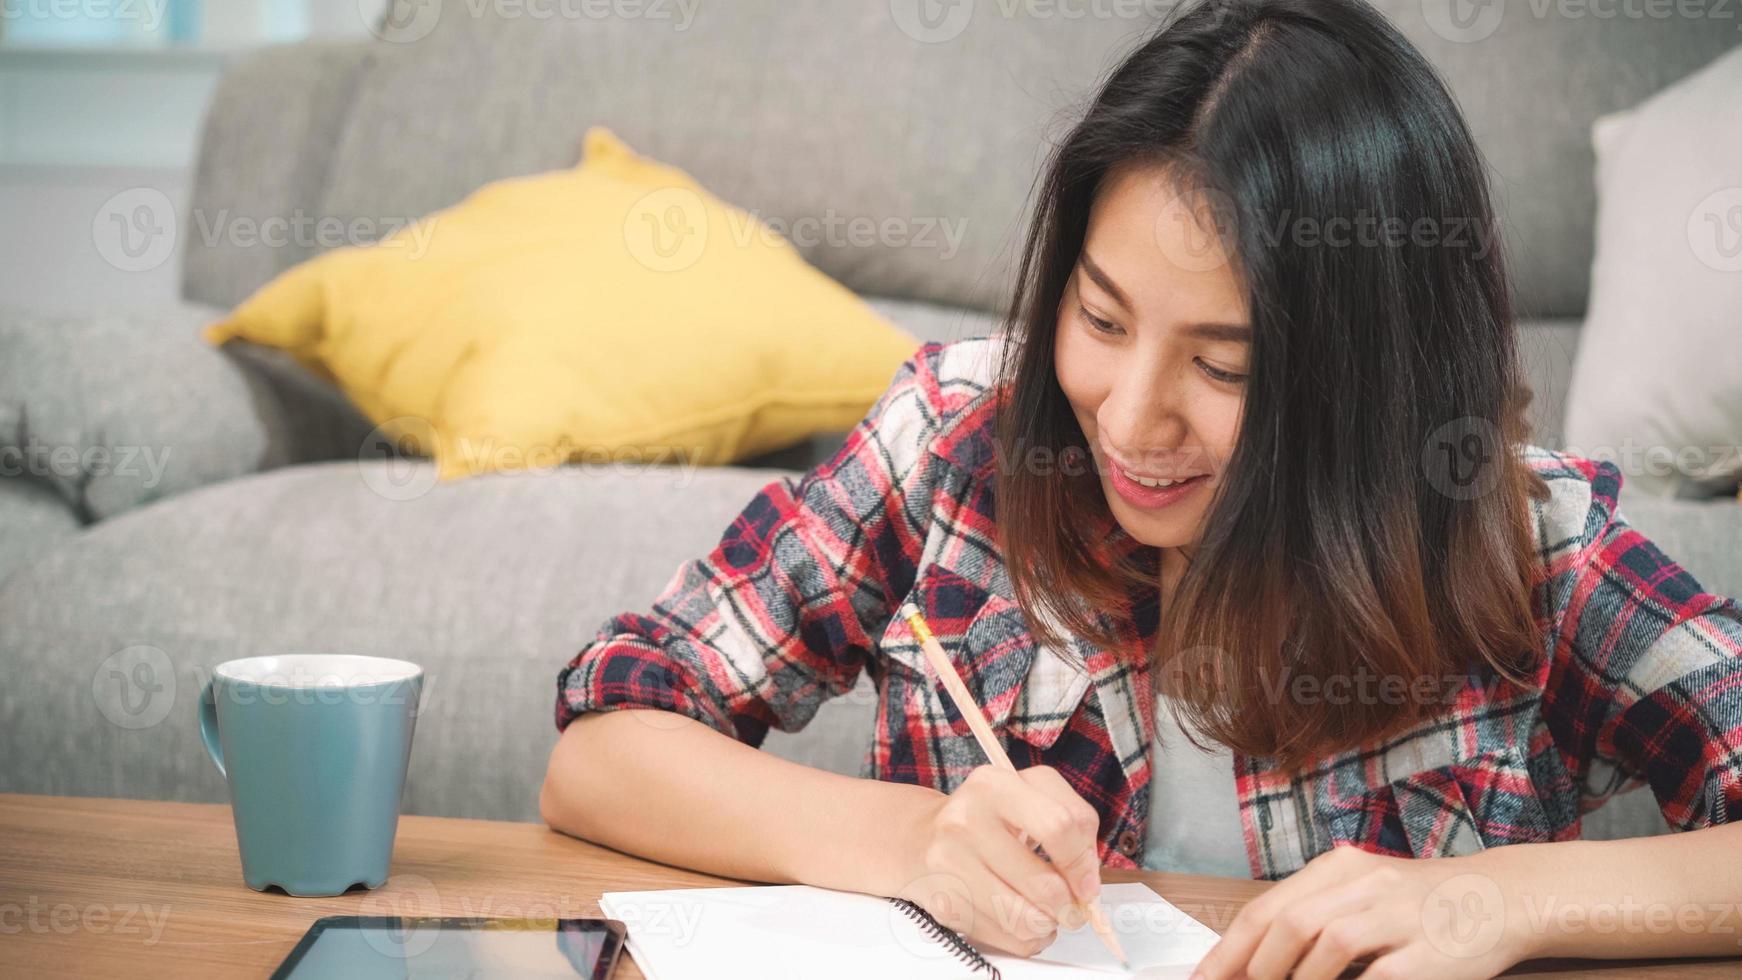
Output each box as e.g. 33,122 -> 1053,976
1545,462 -> 1742,830
555,343 -> 943,747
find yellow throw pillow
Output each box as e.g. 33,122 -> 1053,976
206,127 -> 919,479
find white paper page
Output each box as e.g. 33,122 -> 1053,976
602,881 -> 1223,980
989,882 -> 1223,979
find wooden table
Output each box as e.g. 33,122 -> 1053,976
0,794 -> 1735,978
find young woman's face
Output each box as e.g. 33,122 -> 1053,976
1054,161 -> 1251,551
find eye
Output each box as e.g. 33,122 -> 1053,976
1195,358 -> 1248,385
1078,305 -> 1122,336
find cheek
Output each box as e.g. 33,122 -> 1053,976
1198,393 -> 1244,465
1052,319 -> 1111,425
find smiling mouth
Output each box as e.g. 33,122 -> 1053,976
1123,472 -> 1202,488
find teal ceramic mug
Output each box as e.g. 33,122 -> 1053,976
197,654 -> 423,897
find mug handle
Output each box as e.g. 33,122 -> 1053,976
198,679 -> 226,779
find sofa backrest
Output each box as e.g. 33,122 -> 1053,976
185,0 -> 1740,318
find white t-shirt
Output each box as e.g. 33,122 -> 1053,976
1141,695 -> 1251,877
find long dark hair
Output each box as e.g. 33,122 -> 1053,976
995,0 -> 1547,769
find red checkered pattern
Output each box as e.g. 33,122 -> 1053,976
557,337 -> 1742,878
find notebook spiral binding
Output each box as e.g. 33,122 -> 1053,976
887,897 -> 1003,979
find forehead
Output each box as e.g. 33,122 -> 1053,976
1081,160 -> 1247,323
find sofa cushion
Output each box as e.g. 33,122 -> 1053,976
0,478 -> 81,587
1563,45 -> 1742,498
210,127 -> 920,480
0,303 -> 375,523
0,459 -> 873,820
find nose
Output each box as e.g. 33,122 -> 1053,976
1097,354 -> 1188,467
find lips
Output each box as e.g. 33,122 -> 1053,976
1107,457 -> 1210,510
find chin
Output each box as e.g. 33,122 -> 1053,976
1103,490 -> 1206,550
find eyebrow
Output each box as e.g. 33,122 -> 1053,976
1078,252 -> 1251,343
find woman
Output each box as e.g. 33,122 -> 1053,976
540,0 -> 1742,976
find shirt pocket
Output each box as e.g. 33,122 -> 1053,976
878,566 -> 1092,750
1324,745 -> 1558,860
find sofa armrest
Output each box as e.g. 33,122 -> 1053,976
0,304 -> 374,523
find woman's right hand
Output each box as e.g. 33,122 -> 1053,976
893,764 -> 1106,957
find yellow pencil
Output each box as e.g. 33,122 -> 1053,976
901,602 -> 1130,970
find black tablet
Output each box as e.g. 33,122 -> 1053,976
271,915 -> 627,979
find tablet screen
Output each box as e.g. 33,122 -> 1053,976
272,916 -> 626,979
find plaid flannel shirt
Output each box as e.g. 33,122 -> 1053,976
556,336 -> 1742,880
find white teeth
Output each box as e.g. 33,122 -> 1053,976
1133,475 -> 1181,488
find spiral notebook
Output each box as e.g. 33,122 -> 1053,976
599,881 -> 1222,979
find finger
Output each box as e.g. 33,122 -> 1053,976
981,768 -> 1099,904
950,855 -> 1058,956
1015,766 -> 1106,901
1244,877 -> 1383,980
1192,845 -> 1372,980
1356,945 -> 1426,979
972,814 -> 1081,922
1286,911 -> 1401,980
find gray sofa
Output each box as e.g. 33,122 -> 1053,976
3,1 -> 1739,848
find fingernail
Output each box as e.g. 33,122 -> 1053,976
1077,870 -> 1100,899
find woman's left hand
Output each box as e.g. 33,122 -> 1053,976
1191,843 -> 1534,980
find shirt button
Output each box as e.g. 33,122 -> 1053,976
1115,827 -> 1142,857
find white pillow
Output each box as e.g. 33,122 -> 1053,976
1562,46 -> 1742,498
